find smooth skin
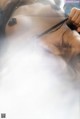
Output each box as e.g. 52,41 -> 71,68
69,7 -> 80,32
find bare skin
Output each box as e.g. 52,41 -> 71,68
5,3 -> 80,62
5,3 -> 64,36
69,7 -> 80,32
1,0 -> 80,68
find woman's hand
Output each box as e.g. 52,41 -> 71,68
69,7 -> 80,32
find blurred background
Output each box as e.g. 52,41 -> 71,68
64,0 -> 80,14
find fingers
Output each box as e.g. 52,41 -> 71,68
69,7 -> 80,26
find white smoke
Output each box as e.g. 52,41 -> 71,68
0,35 -> 79,119
0,1 -> 79,119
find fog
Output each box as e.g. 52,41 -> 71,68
0,0 -> 80,119
0,35 -> 79,119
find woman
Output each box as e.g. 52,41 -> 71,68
69,7 -> 80,32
